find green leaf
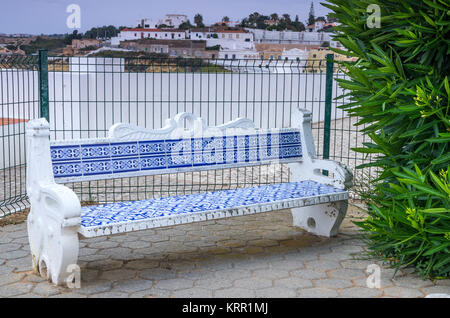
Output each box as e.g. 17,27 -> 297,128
409,184 -> 448,199
351,147 -> 383,154
444,77 -> 450,96
421,208 -> 450,214
423,243 -> 450,256
431,153 -> 450,165
423,0 -> 449,11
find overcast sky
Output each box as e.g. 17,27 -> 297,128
0,0 -> 332,35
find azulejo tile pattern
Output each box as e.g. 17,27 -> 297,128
50,130 -> 302,180
80,180 -> 345,228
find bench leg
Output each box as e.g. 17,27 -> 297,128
27,210 -> 79,286
290,201 -> 348,237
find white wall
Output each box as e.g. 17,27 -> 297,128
0,122 -> 26,169
206,38 -> 254,50
248,29 -> 339,46
119,30 -> 186,41
218,49 -> 259,59
0,69 -> 38,169
0,69 -> 38,123
0,67 -> 348,144
45,71 -> 347,140
69,57 -> 125,72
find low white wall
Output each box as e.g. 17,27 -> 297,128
69,57 -> 125,73
0,69 -> 348,143
46,71 -> 347,140
0,122 -> 26,169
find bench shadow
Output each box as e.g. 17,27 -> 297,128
76,209 -> 337,287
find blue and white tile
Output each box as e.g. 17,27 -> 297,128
280,131 -> 301,145
50,145 -> 81,162
53,161 -> 82,178
166,139 -> 191,153
167,153 -> 193,168
81,143 -> 111,159
82,159 -> 113,176
112,157 -> 140,173
140,155 -> 167,170
138,140 -> 166,155
110,142 -> 139,158
280,145 -> 302,159
80,180 -> 346,228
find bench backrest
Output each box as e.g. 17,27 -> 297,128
48,113 -> 303,183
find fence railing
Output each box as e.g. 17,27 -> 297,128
0,51 -> 375,217
0,55 -> 40,215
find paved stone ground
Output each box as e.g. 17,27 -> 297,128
0,203 -> 448,298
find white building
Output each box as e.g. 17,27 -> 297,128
218,48 -> 259,60
206,30 -> 254,50
187,28 -> 215,40
137,18 -> 158,29
307,19 -> 326,32
188,29 -> 253,41
186,29 -> 255,50
215,30 -> 253,41
136,14 -> 187,29
112,26 -> 258,51
247,28 -> 339,47
158,14 -> 188,28
116,28 -> 187,41
280,48 -> 309,61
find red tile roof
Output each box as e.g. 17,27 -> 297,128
0,118 -> 28,126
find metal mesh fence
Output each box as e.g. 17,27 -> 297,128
0,55 -> 40,215
329,69 -> 377,197
0,53 -> 374,216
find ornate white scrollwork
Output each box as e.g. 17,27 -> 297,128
108,112 -> 257,141
26,119 -> 81,286
108,118 -> 178,140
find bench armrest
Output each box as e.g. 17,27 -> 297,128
311,159 -> 353,189
289,108 -> 353,190
37,183 -> 81,227
289,159 -> 353,190
27,181 -> 81,285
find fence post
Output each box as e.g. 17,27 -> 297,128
38,49 -> 49,121
323,53 -> 334,175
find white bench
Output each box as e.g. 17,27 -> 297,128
25,107 -> 352,285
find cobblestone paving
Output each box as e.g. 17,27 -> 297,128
0,205 -> 448,298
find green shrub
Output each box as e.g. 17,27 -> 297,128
323,0 -> 449,278
21,37 -> 66,55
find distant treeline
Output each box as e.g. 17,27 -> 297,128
20,26 -> 126,55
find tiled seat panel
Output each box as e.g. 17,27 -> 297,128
80,180 -> 346,230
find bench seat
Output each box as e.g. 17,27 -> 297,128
25,109 -> 353,285
79,180 -> 348,237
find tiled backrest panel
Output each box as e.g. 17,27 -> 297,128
50,130 -> 302,182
